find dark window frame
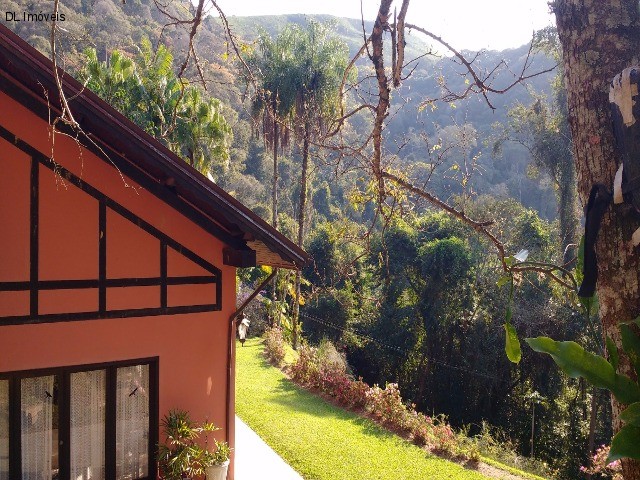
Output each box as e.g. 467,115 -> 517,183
0,357 -> 159,480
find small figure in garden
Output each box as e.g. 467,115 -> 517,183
238,315 -> 250,346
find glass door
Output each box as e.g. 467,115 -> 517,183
21,376 -> 56,480
1,359 -> 156,480
70,371 -> 106,480
115,366 -> 149,480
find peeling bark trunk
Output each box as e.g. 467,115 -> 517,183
371,0 -> 392,201
588,388 -> 598,461
559,155 -> 580,265
554,1 -> 640,477
272,114 -> 279,230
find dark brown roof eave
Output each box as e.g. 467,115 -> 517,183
0,25 -> 309,268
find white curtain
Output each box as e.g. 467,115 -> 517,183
116,365 -> 149,480
0,380 -> 9,480
70,370 -> 105,480
21,375 -> 54,480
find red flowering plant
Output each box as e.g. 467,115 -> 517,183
580,445 -> 622,479
365,383 -> 411,432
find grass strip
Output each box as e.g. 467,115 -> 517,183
236,338 -> 492,480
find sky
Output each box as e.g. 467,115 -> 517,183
215,0 -> 555,51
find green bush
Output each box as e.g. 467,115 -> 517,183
290,345 -> 320,385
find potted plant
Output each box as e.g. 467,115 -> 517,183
158,409 -> 227,480
203,439 -> 231,480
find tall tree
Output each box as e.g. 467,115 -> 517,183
553,1 -> 640,478
289,22 -> 350,349
245,28 -> 299,229
505,83 -> 579,265
245,27 -> 301,328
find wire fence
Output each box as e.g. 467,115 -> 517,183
299,311 -> 506,383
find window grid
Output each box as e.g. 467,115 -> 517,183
0,359 -> 158,480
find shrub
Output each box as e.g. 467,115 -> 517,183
318,362 -> 349,396
284,340 -> 551,473
285,341 -> 490,462
290,341 -> 369,410
317,340 -> 348,373
407,411 -> 433,447
581,445 -> 622,480
430,415 -> 458,456
339,377 -> 369,410
316,340 -> 348,392
290,344 -> 320,385
470,422 -> 554,478
263,327 -> 286,365
365,383 -> 411,432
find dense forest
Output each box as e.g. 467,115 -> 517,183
4,1 -> 619,477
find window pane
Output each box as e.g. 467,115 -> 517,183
116,365 -> 149,480
21,375 -> 55,480
0,380 -> 8,480
71,371 -> 105,480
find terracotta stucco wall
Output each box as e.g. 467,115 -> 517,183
0,90 -> 236,451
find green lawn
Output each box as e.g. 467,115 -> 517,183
235,338 -> 491,480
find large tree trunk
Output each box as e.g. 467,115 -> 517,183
271,112 -> 279,328
554,1 -> 640,478
272,116 -> 279,230
292,122 -> 311,350
558,155 -> 580,265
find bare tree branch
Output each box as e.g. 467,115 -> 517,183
405,23 -> 557,109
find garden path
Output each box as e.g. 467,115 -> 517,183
234,415 -> 304,480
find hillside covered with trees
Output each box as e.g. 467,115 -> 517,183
6,0 -> 638,478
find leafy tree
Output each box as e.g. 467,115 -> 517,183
501,35 -> 579,266
81,39 -> 231,176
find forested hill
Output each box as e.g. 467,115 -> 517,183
3,0 -> 557,217
229,14 -> 434,65
230,14 -> 556,132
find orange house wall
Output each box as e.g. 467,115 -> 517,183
0,90 -> 237,458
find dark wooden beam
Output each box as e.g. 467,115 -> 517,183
223,247 -> 257,268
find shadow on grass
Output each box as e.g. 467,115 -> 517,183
267,377 -> 405,446
239,339 -> 420,444
267,377 -> 351,419
242,350 -> 402,443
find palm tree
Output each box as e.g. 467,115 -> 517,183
83,48 -> 136,113
289,22 -> 350,349
244,23 -> 349,344
174,87 -> 232,176
245,27 -> 300,229
245,27 -> 301,328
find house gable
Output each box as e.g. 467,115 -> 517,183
0,121 -> 222,325
0,24 -> 310,271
